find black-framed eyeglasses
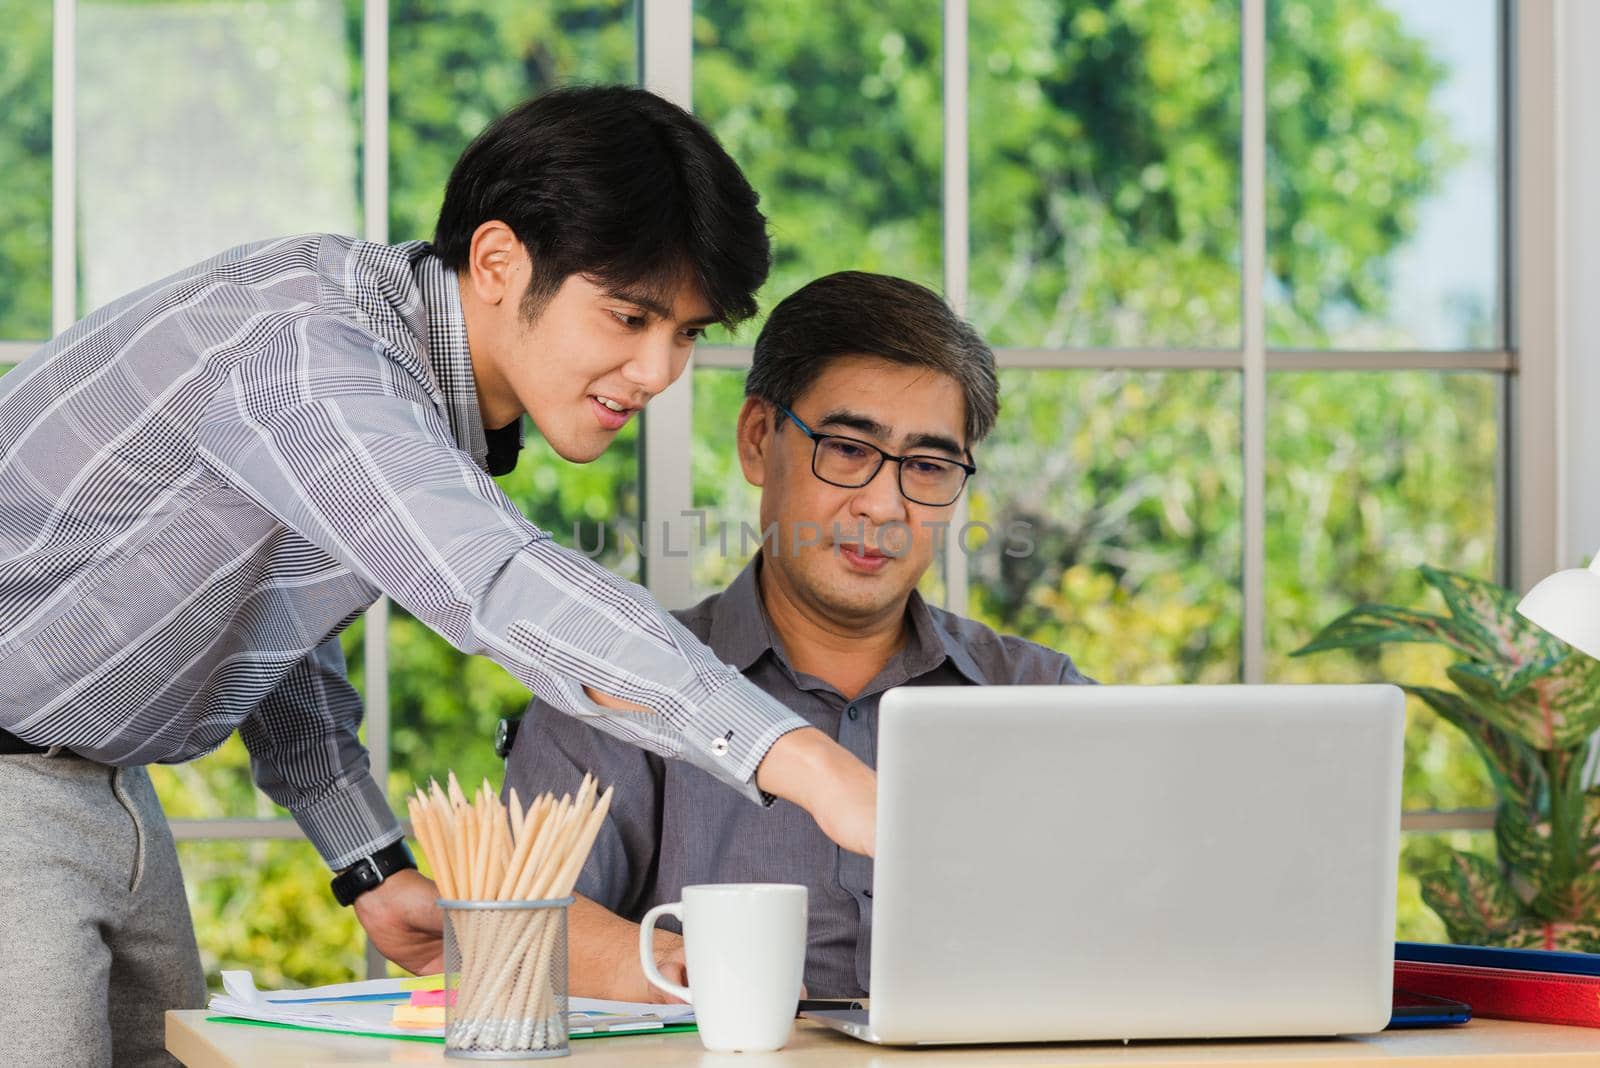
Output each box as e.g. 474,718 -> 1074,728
777,405 -> 976,507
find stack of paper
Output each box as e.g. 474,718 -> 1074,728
209,970 -> 694,1041
210,972 -> 441,1039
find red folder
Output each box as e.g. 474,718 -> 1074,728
1395,960 -> 1600,1029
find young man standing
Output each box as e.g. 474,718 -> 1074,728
0,87 -> 873,1066
503,271 -> 1092,1001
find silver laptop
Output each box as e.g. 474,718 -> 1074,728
805,684 -> 1404,1045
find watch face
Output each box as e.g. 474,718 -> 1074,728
332,843 -> 414,905
332,859 -> 377,906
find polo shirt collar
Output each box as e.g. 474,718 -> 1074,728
708,555 -> 779,673
903,585 -> 990,686
707,553 -> 991,688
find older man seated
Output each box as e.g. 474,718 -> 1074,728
503,271 -> 1092,1000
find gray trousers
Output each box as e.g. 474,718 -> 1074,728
0,752 -> 206,1067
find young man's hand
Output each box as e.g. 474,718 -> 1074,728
756,727 -> 877,857
583,689 -> 876,857
352,868 -> 444,974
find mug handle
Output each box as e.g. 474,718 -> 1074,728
639,901 -> 692,1003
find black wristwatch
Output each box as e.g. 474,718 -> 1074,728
494,715 -> 522,759
331,840 -> 417,906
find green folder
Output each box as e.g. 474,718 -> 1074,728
208,1013 -> 699,1043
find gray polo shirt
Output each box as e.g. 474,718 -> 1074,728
503,554 -> 1092,997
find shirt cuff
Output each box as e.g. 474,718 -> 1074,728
676,679 -> 811,805
289,769 -> 404,870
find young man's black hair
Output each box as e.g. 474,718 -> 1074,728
433,84 -> 770,327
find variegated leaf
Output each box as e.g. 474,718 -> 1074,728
1420,851 -> 1524,943
1405,686 -> 1543,809
1525,653 -> 1600,744
1531,873 -> 1600,924
1451,653 -> 1600,749
1290,603 -> 1484,660
1555,924 -> 1600,954
1448,663 -> 1561,751
1420,566 -> 1561,665
1500,922 -> 1564,950
1586,792 -> 1600,875
1457,653 -> 1568,700
1494,801 -> 1552,882
1419,873 -> 1493,944
1501,921 -> 1600,953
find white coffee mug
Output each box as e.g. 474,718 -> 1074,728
640,882 -> 808,1052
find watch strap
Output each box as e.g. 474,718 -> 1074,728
331,839 -> 416,906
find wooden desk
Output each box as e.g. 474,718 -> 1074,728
168,1011 -> 1600,1066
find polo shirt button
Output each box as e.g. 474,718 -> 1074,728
846,705 -> 859,721
710,736 -> 730,757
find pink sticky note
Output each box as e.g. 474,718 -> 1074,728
410,988 -> 456,1007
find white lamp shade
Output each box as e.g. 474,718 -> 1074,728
1516,555 -> 1600,661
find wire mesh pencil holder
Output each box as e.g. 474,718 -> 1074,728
441,897 -> 575,1059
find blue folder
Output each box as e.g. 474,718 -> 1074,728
1396,941 -> 1600,976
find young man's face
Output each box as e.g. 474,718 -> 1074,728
516,274 -> 713,462
737,354 -> 969,625
462,225 -> 715,462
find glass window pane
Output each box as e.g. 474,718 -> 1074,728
387,0 -> 635,244
967,370 -> 1243,682
691,368 -> 764,595
1266,371 -> 1499,811
0,0 -> 51,340
180,839 -> 365,989
1397,829 -> 1495,943
76,0 -> 362,310
970,0 -> 1242,349
694,0 -> 943,339
1266,0 -> 1502,349
382,2 -> 637,807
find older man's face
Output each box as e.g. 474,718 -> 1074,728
737,354 -> 969,626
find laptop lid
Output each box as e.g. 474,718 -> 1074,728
868,684 -> 1404,1044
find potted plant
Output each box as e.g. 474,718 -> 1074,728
1293,565 -> 1600,952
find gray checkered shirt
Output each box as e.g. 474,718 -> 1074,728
0,234 -> 807,868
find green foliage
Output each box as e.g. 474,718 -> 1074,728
1297,567 -> 1600,951
695,0 -> 945,336
385,0 -> 634,244
0,0 -> 51,339
1398,831 -> 1490,945
1419,850 -> 1522,943
178,839 -> 366,990
970,0 -> 1243,348
1267,0 -> 1462,346
965,369 -> 1243,685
